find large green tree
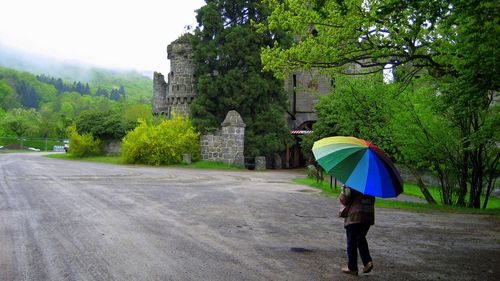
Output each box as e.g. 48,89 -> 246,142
1,108 -> 41,147
305,74 -> 439,204
74,109 -> 136,140
190,0 -> 292,157
262,0 -> 499,208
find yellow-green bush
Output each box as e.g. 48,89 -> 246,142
121,117 -> 200,165
67,126 -> 102,157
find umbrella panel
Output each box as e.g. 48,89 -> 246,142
364,150 -> 396,197
325,149 -> 367,185
316,146 -> 366,172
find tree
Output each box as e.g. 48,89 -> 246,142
433,1 -> 499,207
118,85 -> 125,96
83,83 -> 91,95
95,88 -> 108,97
38,107 -> 64,139
304,73 -> 438,204
0,108 -> 41,147
14,80 -> 39,108
190,0 -> 292,158
0,108 -> 6,136
110,88 -> 121,101
262,0 -> 499,208
74,109 -> 136,141
0,80 -> 16,110
388,76 -> 458,205
122,104 -> 153,124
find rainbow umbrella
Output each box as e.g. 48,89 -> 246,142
312,136 -> 403,198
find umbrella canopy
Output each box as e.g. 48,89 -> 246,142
312,136 -> 403,198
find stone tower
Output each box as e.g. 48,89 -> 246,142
152,34 -> 196,118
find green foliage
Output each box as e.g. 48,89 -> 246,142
121,117 -> 200,165
75,109 -> 136,140
67,126 -> 102,157
190,0 -> 291,157
86,69 -> 152,103
389,77 -> 463,193
0,108 -> 5,135
261,0 -> 494,81
302,74 -> 398,162
263,0 -> 499,208
1,108 -> 41,138
0,67 -> 58,110
0,80 -> 13,107
37,107 -> 65,138
0,66 -> 152,139
122,104 -> 153,124
293,177 -> 500,215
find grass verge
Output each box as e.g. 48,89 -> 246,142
45,154 -> 243,170
293,177 -> 500,216
46,153 -> 124,164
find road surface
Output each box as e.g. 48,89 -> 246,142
0,152 -> 498,280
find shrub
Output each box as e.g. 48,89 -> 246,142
75,110 -> 136,139
67,126 -> 102,157
121,117 -> 200,165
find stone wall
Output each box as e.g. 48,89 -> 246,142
200,111 -> 245,166
200,131 -> 223,160
284,70 -> 331,130
152,72 -> 167,114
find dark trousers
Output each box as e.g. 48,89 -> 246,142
345,223 -> 372,271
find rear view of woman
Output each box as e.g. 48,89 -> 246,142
339,185 -> 375,276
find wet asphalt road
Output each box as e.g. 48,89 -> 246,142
0,153 -> 499,281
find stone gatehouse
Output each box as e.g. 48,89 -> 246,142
153,35 -> 331,168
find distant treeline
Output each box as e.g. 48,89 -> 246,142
36,74 -> 125,100
36,74 -> 91,95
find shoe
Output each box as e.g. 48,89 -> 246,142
363,261 -> 373,273
341,267 -> 358,276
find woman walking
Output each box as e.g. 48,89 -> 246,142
339,184 -> 375,276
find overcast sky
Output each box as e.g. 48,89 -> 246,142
0,0 -> 205,75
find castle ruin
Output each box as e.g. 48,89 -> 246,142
153,36 -> 197,118
153,35 -> 331,168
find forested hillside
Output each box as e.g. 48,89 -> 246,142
0,66 -> 153,140
0,44 -> 153,103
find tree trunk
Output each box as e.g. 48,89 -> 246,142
410,169 -> 437,204
457,149 -> 469,206
482,154 -> 499,209
469,147 -> 483,209
482,176 -> 494,209
436,166 -> 452,205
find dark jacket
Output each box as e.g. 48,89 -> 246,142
339,186 -> 375,227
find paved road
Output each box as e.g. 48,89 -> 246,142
0,153 -> 498,281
